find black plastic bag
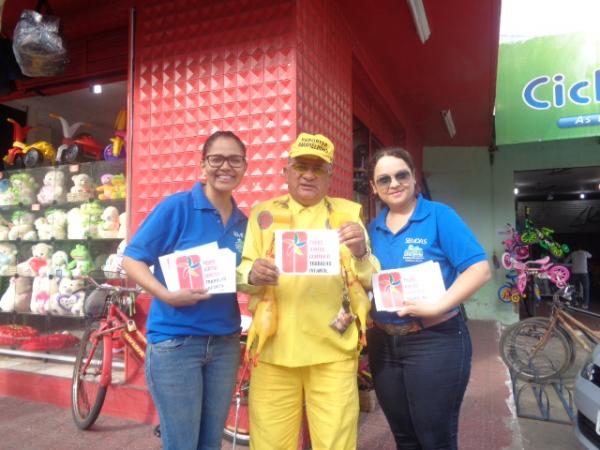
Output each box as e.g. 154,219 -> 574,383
12,9 -> 67,77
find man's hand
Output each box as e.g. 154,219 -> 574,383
162,288 -> 212,307
249,258 -> 279,286
338,222 -> 368,258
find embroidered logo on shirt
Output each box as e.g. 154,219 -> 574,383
405,237 -> 428,245
257,211 -> 273,229
233,230 -> 244,254
403,244 -> 424,262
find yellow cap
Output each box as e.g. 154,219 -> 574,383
289,133 -> 334,163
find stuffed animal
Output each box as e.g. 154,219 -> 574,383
8,211 -> 37,241
0,243 -> 17,276
35,208 -> 67,240
98,206 -> 120,238
0,214 -> 10,240
67,207 -> 85,239
16,243 -> 53,277
0,178 -> 16,206
117,212 -> 127,238
0,276 -> 33,312
30,276 -> 59,314
96,174 -> 116,200
67,173 -> 94,202
8,172 -> 38,205
44,250 -> 69,278
67,244 -> 93,277
37,169 -> 66,205
103,239 -> 126,278
47,277 -> 85,316
111,174 -> 126,199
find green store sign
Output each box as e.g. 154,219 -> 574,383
495,32 -> 600,145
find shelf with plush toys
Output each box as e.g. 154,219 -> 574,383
0,111 -> 129,358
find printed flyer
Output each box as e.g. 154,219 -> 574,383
274,229 -> 340,275
372,261 -> 446,312
158,243 -> 236,293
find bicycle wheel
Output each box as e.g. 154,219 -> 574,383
499,318 -> 574,381
71,321 -> 108,429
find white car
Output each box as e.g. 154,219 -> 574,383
575,344 -> 600,449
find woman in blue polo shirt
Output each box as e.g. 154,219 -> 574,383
366,147 -> 491,450
122,131 -> 248,450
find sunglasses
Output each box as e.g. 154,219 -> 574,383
205,154 -> 246,169
290,162 -> 331,177
375,170 -> 412,190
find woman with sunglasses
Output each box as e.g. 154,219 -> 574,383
366,147 -> 491,450
122,131 -> 248,450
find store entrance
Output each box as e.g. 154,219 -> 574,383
514,166 -> 600,314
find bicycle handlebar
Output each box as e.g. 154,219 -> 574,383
83,275 -> 141,294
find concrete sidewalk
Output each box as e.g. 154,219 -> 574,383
0,320 -> 584,449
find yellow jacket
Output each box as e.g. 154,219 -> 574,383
237,194 -> 379,367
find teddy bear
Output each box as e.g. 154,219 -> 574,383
117,212 -> 127,239
111,174 -> 126,199
67,207 -> 84,239
0,178 -> 16,206
8,172 -> 38,205
0,243 -> 17,276
16,243 -> 53,277
79,201 -> 103,238
98,206 -> 120,238
96,173 -> 116,200
0,276 -> 33,312
47,277 -> 85,316
43,250 -> 69,278
67,173 -> 94,202
30,275 -> 59,314
67,244 -> 93,277
8,211 -> 37,241
37,169 -> 66,205
103,239 -> 126,278
34,208 -> 67,240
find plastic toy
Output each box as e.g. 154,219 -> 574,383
3,118 -> 56,167
37,168 -> 66,204
49,113 -> 104,163
67,244 -> 93,277
104,108 -> 127,160
8,211 -> 37,241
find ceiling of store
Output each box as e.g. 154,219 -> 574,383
340,0 -> 501,147
514,166 -> 600,200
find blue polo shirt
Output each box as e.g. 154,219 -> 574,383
124,182 -> 247,343
368,195 -> 486,325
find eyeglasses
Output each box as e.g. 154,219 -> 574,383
205,154 -> 246,168
290,162 -> 331,177
375,170 -> 412,190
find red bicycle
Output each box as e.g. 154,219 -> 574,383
71,274 -> 144,430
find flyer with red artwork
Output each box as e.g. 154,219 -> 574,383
371,261 -> 446,312
158,243 -> 236,293
274,230 -> 340,275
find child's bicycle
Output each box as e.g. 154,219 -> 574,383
71,273 -> 145,430
499,285 -> 600,382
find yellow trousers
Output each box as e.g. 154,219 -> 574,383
249,358 -> 359,450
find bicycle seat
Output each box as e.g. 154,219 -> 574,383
526,256 -> 551,266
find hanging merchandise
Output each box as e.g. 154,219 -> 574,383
12,2 -> 68,77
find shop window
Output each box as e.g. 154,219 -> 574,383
352,117 -> 383,222
0,81 -> 127,372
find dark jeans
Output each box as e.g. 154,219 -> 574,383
571,273 -> 590,308
367,315 -> 472,450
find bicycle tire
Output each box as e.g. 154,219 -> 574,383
499,318 -> 574,381
71,320 -> 108,429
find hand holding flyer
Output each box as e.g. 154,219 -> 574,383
158,243 -> 236,294
372,261 -> 446,312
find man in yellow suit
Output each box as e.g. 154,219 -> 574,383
237,133 -> 379,450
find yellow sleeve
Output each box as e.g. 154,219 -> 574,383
350,211 -> 380,288
236,205 -> 265,295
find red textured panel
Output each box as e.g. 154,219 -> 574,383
295,0 -> 353,199
131,0 -> 296,230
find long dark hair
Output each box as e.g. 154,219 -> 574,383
202,131 -> 247,158
367,147 -> 415,180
